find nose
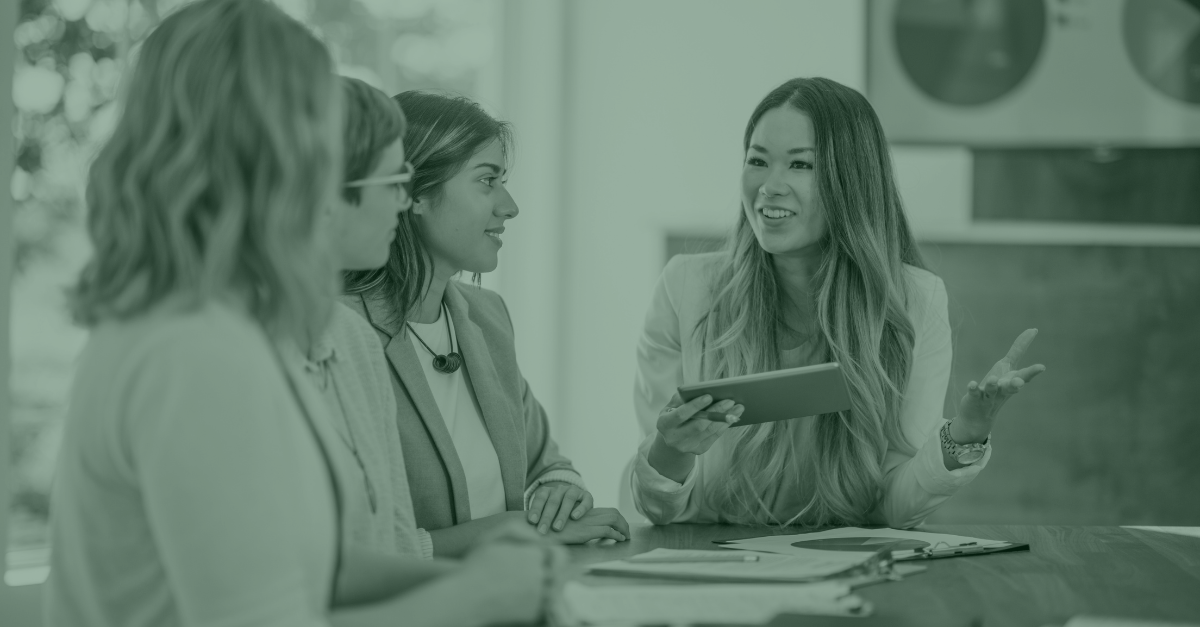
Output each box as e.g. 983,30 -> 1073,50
760,170 -> 789,198
496,187 -> 519,219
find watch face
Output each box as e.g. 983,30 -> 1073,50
957,449 -> 986,464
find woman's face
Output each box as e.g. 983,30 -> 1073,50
740,106 -> 827,258
330,138 -> 411,271
414,138 -> 517,275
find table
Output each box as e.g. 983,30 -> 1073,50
566,525 -> 1200,627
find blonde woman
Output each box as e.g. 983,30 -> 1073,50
632,77 -> 1046,528
46,2 -> 555,626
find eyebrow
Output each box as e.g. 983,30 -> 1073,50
473,162 -> 504,174
749,144 -> 814,155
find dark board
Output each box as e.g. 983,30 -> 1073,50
664,234 -> 1200,525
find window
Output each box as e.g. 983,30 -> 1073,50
5,0 -> 502,589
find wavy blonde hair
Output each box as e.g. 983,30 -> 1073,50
698,78 -> 926,527
70,0 -> 343,342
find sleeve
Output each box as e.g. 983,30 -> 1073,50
127,333 -> 331,627
415,529 -> 434,560
874,276 -> 991,529
494,295 -> 584,492
630,258 -> 704,524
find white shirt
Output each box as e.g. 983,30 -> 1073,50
631,253 -> 991,528
408,306 -> 507,519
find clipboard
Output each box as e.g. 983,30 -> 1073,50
890,541 -> 1030,561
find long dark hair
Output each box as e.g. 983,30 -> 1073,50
698,77 -> 927,526
344,91 -> 511,324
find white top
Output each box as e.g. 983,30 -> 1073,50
45,302 -> 335,627
408,306 -> 507,519
631,253 -> 991,528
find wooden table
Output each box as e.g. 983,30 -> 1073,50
566,525 -> 1200,627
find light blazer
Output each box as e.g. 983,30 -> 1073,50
344,281 -> 579,531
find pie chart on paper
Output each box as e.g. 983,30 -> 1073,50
790,537 -> 931,552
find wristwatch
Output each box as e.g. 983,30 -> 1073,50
940,421 -> 990,465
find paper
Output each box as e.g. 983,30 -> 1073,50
556,581 -> 871,626
586,548 -> 876,583
721,526 -> 1013,561
1124,526 -> 1200,540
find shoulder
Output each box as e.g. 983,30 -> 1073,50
454,281 -> 509,320
326,301 -> 382,352
901,264 -> 949,331
127,302 -> 277,372
663,252 -> 725,286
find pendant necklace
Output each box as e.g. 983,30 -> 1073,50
407,303 -> 462,374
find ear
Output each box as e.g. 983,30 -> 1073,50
410,196 -> 431,216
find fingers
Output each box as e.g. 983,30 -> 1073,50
606,510 -> 631,538
1015,364 -> 1046,383
527,487 -> 549,524
538,488 -> 566,534
571,492 -> 594,520
1001,328 -> 1038,366
659,394 -> 713,429
551,487 -> 583,532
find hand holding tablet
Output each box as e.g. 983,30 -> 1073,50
677,362 -> 852,427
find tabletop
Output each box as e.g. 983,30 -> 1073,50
565,524 -> 1200,627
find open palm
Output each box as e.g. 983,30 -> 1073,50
957,329 -> 1047,432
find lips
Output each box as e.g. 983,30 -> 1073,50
485,225 -> 504,244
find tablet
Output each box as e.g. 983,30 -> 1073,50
677,362 -> 851,426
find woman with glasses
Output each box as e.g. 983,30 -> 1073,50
46,3 -> 559,626
343,91 -> 630,556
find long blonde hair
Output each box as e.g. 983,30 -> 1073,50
698,78 -> 926,527
70,0 -> 343,343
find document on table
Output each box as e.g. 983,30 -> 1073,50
585,548 -> 877,583
555,580 -> 872,626
718,526 -> 1026,561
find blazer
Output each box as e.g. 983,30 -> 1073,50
630,252 -> 990,528
344,281 -> 580,531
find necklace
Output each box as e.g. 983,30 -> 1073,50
407,303 -> 462,374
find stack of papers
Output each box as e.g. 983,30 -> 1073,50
585,547 -> 878,583
555,580 -> 871,626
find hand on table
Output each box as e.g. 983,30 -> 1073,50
955,328 -> 1047,440
544,507 -> 630,545
528,480 -> 594,534
461,532 -> 566,626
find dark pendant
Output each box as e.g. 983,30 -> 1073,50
432,352 -> 463,374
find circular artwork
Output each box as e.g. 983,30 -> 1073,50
791,537 -> 930,552
893,0 -> 1047,106
1123,0 -> 1200,104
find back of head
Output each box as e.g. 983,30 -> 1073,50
339,76 -> 407,204
71,0 -> 342,342
344,91 -> 511,320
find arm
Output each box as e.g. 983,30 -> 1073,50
630,259 -> 707,525
875,277 -> 991,528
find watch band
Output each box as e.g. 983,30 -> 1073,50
940,421 -> 990,465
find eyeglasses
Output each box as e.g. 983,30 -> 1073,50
345,161 -> 414,202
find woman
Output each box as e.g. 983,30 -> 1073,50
46,2 -> 555,626
344,91 -> 629,555
632,77 -> 1046,528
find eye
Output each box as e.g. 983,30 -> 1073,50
790,160 -> 813,170
480,176 -> 498,188
746,157 -> 767,167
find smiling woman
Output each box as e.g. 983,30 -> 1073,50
343,91 -> 630,557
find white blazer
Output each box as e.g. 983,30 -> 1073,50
631,252 -> 991,528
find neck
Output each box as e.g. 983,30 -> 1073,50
771,246 -> 823,327
411,258 -> 456,324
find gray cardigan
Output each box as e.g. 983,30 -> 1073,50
344,281 -> 580,531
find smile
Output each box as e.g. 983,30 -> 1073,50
758,206 -> 796,219
485,228 -> 504,244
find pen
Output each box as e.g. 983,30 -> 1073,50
692,410 -> 739,423
627,553 -> 760,563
